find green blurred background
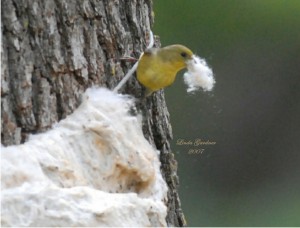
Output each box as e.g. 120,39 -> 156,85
153,0 -> 300,226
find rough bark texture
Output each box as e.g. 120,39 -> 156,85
1,0 -> 186,226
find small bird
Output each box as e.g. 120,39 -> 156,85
136,44 -> 193,96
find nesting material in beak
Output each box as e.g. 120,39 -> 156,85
183,55 -> 215,93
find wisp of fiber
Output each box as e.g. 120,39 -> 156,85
183,55 -> 215,93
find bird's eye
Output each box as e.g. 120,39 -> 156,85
181,52 -> 187,58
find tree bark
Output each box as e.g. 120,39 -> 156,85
1,0 -> 186,226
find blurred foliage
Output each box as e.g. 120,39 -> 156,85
154,0 -> 300,50
154,0 -> 300,226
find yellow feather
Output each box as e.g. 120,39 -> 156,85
137,44 -> 193,96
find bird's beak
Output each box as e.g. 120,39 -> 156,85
184,55 -> 194,66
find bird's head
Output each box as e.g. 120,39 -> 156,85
158,44 -> 194,70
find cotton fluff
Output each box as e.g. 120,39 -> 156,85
183,55 -> 215,93
1,88 -> 168,227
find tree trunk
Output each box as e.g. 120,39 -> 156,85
1,0 -> 186,226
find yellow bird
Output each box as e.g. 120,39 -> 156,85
136,44 -> 193,96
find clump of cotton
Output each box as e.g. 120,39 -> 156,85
183,55 -> 215,93
1,88 -> 168,227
